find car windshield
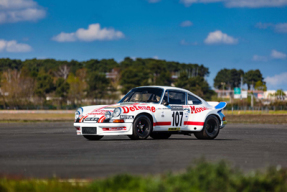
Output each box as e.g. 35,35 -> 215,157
119,87 -> 163,104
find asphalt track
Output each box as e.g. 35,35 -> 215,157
0,123 -> 286,179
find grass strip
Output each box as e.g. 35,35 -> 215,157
1,159 -> 287,192
226,114 -> 287,124
223,110 -> 287,115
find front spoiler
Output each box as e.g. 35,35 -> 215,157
74,122 -> 133,136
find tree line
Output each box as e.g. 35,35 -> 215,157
214,68 -> 266,91
0,57 -> 212,109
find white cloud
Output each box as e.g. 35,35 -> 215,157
255,22 -> 273,29
52,32 -> 77,42
52,23 -> 125,42
0,39 -> 32,52
265,72 -> 287,87
204,30 -> 238,44
153,56 -> 159,59
271,50 -> 286,59
253,50 -> 286,61
274,23 -> 287,33
180,20 -> 193,27
226,0 -> 287,8
180,0 -> 287,8
148,0 -> 161,3
0,0 -> 46,23
256,22 -> 287,33
252,55 -> 268,62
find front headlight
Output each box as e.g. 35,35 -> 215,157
75,111 -> 80,119
113,107 -> 121,117
105,111 -> 112,119
75,108 -> 83,121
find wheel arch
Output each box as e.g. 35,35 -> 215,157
205,113 -> 221,125
134,112 -> 154,130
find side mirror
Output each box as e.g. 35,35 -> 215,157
188,100 -> 193,105
162,101 -> 169,106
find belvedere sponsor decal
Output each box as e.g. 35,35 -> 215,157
122,105 -> 156,113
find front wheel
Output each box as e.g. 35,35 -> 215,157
194,115 -> 220,140
83,135 -> 103,140
128,115 -> 152,140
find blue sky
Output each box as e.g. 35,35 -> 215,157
0,0 -> 287,90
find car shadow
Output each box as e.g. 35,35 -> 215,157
92,138 -> 240,141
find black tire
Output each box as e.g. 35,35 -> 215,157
194,115 -> 220,140
150,132 -> 172,139
128,115 -> 152,140
83,135 -> 103,140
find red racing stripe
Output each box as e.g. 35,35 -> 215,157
153,122 -> 171,126
98,116 -> 106,123
184,121 -> 204,126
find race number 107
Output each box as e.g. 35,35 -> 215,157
172,112 -> 183,126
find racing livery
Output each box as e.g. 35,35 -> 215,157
74,86 -> 227,140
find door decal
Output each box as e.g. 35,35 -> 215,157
172,112 -> 183,126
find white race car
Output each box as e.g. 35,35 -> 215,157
74,86 -> 227,140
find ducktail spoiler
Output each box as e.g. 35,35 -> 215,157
215,102 -> 227,110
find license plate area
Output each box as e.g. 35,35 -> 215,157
82,127 -> 97,134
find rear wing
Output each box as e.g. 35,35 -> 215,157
215,102 -> 227,110
207,101 -> 227,111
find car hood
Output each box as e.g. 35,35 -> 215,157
81,102 -> 155,117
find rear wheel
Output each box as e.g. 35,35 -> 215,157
150,132 -> 171,139
194,115 -> 220,140
83,135 -> 103,140
128,115 -> 152,140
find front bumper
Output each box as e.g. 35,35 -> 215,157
74,122 -> 133,136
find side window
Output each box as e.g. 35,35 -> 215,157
188,94 -> 202,105
161,91 -> 168,104
169,91 -> 185,105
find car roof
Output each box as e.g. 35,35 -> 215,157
136,85 -> 191,93
134,85 -> 207,104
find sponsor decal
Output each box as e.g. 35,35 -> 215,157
84,117 -> 99,122
104,106 -> 121,109
122,105 -> 156,113
168,128 -> 180,131
170,106 -> 183,111
189,106 -> 208,114
120,115 -> 134,119
102,127 -> 127,131
88,110 -> 112,116
87,103 -> 117,116
183,108 -> 190,113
